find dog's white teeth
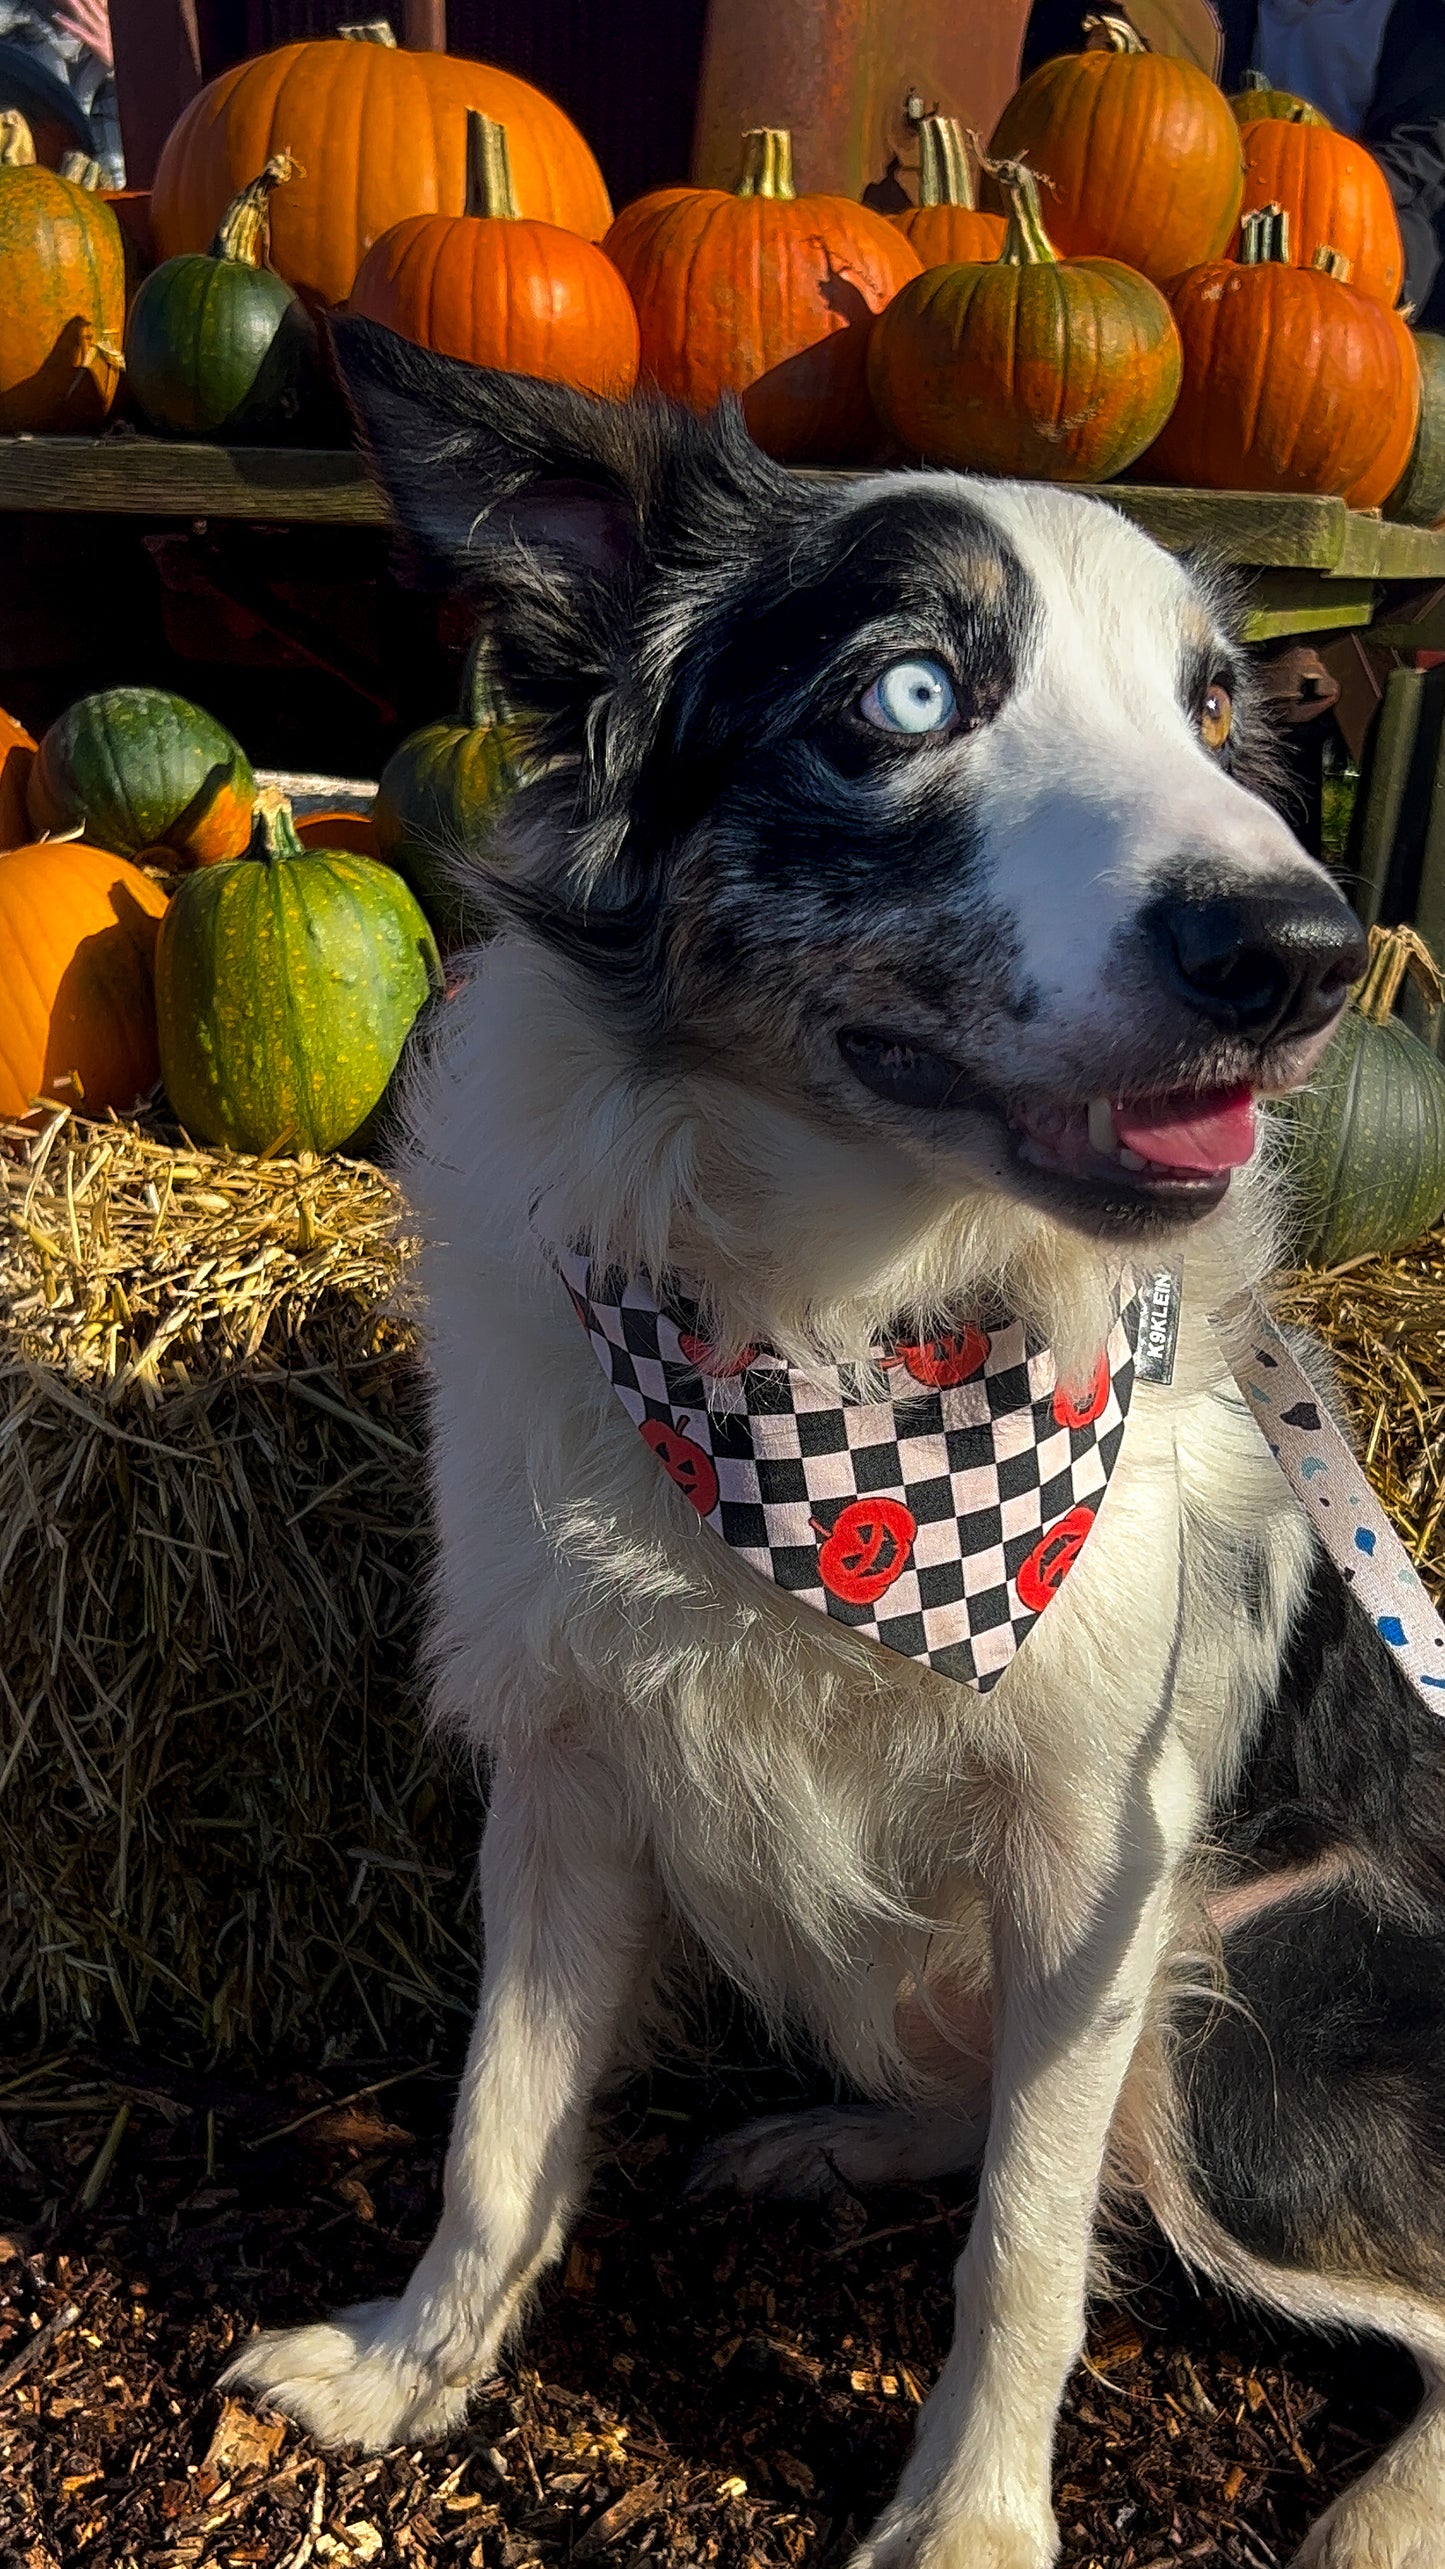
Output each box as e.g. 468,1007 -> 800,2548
1087,1097 -> 1119,1158
1118,1147 -> 1148,1172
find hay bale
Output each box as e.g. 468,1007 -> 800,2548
0,1110 -> 480,2058
4,1099 -> 1444,2059
1278,1233 -> 1445,1597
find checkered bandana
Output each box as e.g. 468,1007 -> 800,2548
552,1244 -> 1141,1692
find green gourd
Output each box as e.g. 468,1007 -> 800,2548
28,686 -> 256,867
156,788 -> 442,1154
1281,926 -> 1445,1267
1387,332 -> 1445,528
124,152 -> 318,442
1229,70 -> 1329,127
373,643 -> 525,947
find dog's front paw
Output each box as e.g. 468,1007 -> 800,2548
847,2494 -> 1058,2569
222,2301 -> 479,2452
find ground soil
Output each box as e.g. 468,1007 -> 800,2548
0,2033 -> 1420,2569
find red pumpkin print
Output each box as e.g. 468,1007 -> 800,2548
1016,1503 -> 1096,1614
897,1327 -> 990,1388
678,1331 -> 758,1377
1053,1355 -> 1110,1431
814,1496 -> 917,1607
640,1415 -> 719,1516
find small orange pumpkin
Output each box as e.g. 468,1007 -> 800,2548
603,126 -> 922,463
0,110 -> 126,431
0,703 -> 37,849
151,24 -> 613,312
892,118 -> 1006,268
0,840 -> 167,1120
350,113 -> 639,397
1237,117 -> 1404,308
985,15 -> 1243,288
294,808 -> 378,856
867,158 -> 1182,483
1147,206 -> 1413,497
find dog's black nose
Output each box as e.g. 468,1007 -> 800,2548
1151,889 -> 1366,1041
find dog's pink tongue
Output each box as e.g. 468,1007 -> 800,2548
1113,1084 -> 1257,1175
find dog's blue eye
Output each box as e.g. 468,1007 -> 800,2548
860,658 -> 957,736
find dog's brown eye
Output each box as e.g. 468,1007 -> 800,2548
1201,682 -> 1233,752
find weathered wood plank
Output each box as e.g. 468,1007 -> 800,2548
0,439 -> 389,524
1241,574 -> 1379,642
1334,515 -> 1445,582
1085,485 -> 1349,571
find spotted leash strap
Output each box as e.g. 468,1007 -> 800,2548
1228,1297 -> 1445,1709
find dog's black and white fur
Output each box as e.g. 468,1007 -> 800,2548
229,318 -> 1445,2568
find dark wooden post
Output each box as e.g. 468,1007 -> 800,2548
402,0 -> 447,49
108,0 -> 202,188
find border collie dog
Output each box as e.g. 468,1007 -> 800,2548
230,318 -> 1445,2569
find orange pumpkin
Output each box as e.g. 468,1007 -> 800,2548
0,110 -> 125,431
294,808 -> 378,856
0,704 -> 37,849
867,158 -> 1182,483
1345,292 -> 1422,509
1147,207 -> 1414,497
892,117 -> 1006,268
1237,118 -> 1404,309
151,23 -> 613,312
603,126 -> 921,464
985,14 -> 1243,287
0,841 -> 167,1120
350,113 -> 639,397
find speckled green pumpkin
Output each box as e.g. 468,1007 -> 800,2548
28,686 -> 256,866
1280,931 -> 1445,1266
124,153 -> 318,441
373,648 -> 523,947
155,792 -> 442,1154
1387,332 -> 1445,528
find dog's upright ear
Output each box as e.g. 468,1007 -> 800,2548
330,314 -> 667,586
329,315 -> 779,759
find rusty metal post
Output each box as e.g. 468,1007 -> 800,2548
402,0 -> 448,49
691,0 -> 1032,199
107,0 -> 202,187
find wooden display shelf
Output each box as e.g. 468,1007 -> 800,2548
0,436 -> 1439,568
2,437 -> 1443,647
0,437 -> 388,525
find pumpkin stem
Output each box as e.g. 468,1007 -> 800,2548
336,18 -> 398,41
58,149 -> 104,187
736,128 -> 795,201
1081,12 -> 1147,51
463,112 -> 520,221
914,115 -> 976,210
0,110 -> 36,166
462,635 -> 516,731
1311,242 -> 1353,283
1240,67 -> 1269,88
249,787 -> 308,865
975,151 -> 1058,267
210,151 -> 302,266
1357,924 -> 1445,1024
1239,202 -> 1292,265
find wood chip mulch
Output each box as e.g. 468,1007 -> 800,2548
0,2042 -> 1420,2569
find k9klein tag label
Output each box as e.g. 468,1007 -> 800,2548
1134,1268 -> 1182,1387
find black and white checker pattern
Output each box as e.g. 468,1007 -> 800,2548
553,1245 -> 1139,1692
